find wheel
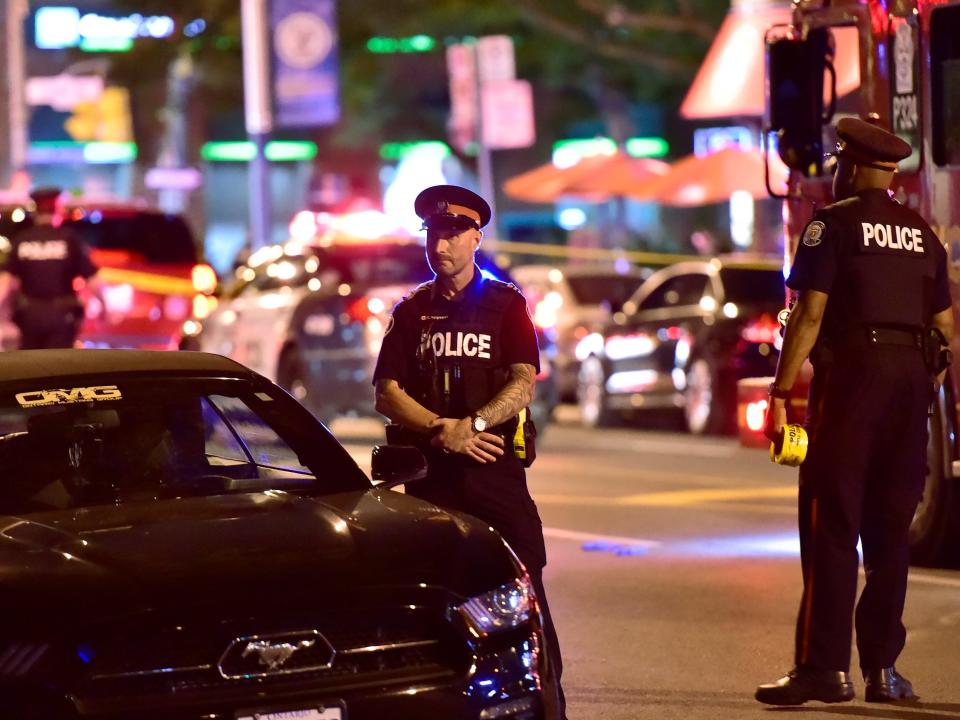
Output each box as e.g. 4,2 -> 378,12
578,356 -> 617,428
910,405 -> 960,566
683,357 -> 724,435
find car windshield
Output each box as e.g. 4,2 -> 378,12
567,274 -> 644,306
66,212 -> 198,264
719,268 -> 785,306
0,377 -> 367,515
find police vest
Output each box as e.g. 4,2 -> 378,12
406,278 -> 517,419
820,195 -> 940,336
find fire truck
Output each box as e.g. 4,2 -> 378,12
746,0 -> 960,565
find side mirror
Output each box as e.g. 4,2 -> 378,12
766,27 -> 833,176
371,444 -> 427,489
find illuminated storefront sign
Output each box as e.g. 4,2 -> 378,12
34,6 -> 176,51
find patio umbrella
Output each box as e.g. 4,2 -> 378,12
503,151 -> 670,203
625,146 -> 789,206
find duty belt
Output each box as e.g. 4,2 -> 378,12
849,326 -> 922,350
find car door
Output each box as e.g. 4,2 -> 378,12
624,268 -> 712,392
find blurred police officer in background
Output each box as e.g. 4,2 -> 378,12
757,117 -> 954,705
373,185 -> 566,719
0,187 -> 97,349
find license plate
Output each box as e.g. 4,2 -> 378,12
236,707 -> 343,720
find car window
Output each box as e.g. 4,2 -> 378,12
638,273 -> 709,311
66,212 -> 197,264
719,268 -> 785,306
0,377 -> 365,515
567,274 -> 643,306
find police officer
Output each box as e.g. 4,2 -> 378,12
0,187 -> 97,349
756,118 -> 954,705
373,185 -> 566,720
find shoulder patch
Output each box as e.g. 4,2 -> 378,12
803,221 -> 826,247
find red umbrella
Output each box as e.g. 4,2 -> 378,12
503,152 -> 669,203
627,146 -> 789,206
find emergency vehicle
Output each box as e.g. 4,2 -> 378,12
741,0 -> 960,564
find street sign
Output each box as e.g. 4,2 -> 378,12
446,43 -> 477,152
476,35 -> 515,84
482,80 -> 535,150
26,75 -> 104,112
145,167 -> 203,191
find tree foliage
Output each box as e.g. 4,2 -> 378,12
107,0 -> 725,161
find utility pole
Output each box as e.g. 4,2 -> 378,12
241,0 -> 273,251
1,0 -> 29,189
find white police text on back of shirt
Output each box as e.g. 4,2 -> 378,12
861,223 -> 924,253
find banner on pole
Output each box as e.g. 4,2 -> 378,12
270,0 -> 339,128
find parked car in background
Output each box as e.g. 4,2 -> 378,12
0,197 -> 217,351
512,263 -> 650,401
0,349 -> 544,719
577,256 -> 785,434
199,220 -> 557,429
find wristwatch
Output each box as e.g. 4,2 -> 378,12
768,382 -> 791,399
471,414 -> 488,433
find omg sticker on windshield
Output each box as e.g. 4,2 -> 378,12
15,385 -> 123,408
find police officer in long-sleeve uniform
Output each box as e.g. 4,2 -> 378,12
756,118 -> 954,705
373,185 -> 566,720
0,187 -> 97,349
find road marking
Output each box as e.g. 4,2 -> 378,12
585,434 -> 738,458
908,571 -> 960,589
535,486 -> 797,508
543,527 -> 661,548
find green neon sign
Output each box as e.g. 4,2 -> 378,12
379,141 -> 451,161
366,35 -> 437,53
201,141 -> 318,163
625,137 -> 670,158
552,137 -> 669,159
80,37 -> 134,53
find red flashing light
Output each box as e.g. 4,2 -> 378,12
740,314 -> 780,345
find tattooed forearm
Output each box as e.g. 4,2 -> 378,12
475,364 -> 537,427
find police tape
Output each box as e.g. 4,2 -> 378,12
770,424 -> 808,466
94,267 -> 195,296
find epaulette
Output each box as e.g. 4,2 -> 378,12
403,281 -> 433,301
483,277 -> 523,297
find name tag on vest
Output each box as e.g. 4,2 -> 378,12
429,331 -> 492,359
861,223 -> 924,253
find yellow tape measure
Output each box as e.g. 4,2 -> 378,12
770,424 -> 808,466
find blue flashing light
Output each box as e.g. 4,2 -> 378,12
77,643 -> 95,664
582,541 -> 649,556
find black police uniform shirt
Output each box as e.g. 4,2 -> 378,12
373,267 -> 540,421
787,188 -> 951,346
6,224 -> 97,299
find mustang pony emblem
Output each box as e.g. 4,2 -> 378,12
241,639 -> 315,671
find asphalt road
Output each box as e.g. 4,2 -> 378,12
335,407 -> 960,720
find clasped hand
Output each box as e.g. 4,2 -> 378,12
430,417 -> 505,464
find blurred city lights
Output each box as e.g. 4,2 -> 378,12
366,35 -> 437,53
201,141 -> 318,163
557,207 -> 587,230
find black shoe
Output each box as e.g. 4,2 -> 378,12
756,667 -> 855,706
864,666 -> 916,702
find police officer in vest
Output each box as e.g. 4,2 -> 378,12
756,118 -> 954,705
0,187 -> 97,349
373,185 -> 566,720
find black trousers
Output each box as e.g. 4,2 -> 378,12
409,449 -> 566,720
794,346 -> 929,673
15,298 -> 81,349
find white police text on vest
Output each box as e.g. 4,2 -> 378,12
861,223 -> 924,252
429,331 -> 492,359
17,240 -> 68,261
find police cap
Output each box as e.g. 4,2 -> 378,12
415,185 -> 491,231
29,186 -> 62,211
835,117 -> 912,170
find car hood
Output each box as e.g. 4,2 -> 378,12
0,489 -> 518,626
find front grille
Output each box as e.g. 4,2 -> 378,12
77,609 -> 463,708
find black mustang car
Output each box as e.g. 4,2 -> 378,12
0,350 -> 543,719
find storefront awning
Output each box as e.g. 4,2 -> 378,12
680,7 -> 861,120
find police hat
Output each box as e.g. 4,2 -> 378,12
414,185 -> 491,231
835,117 -> 911,169
29,186 -> 62,210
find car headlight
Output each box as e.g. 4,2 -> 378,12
457,574 -> 534,637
